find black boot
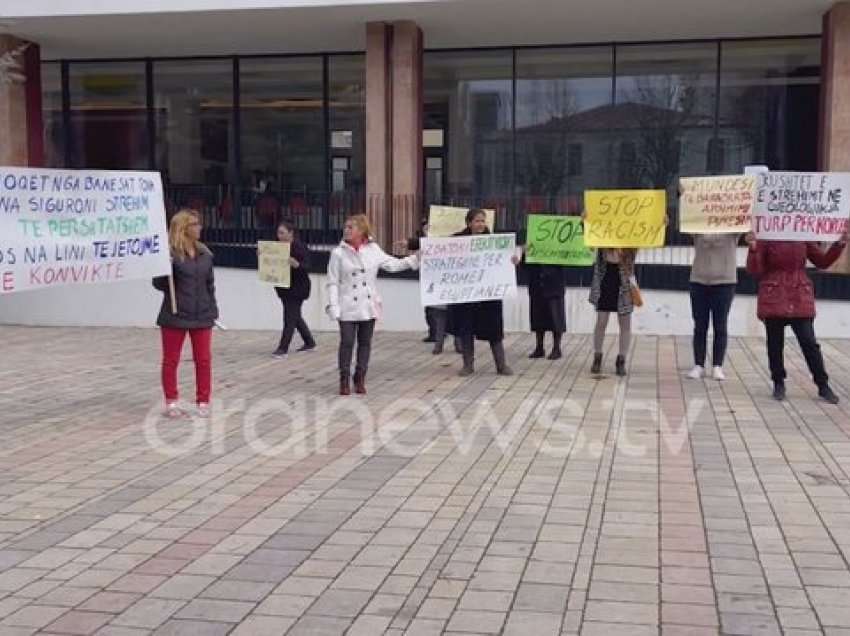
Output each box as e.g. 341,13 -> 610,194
548,333 -> 563,360
353,370 -> 367,395
529,332 -> 545,359
491,341 -> 513,376
773,381 -> 786,401
339,373 -> 351,396
459,346 -> 475,376
615,355 -> 627,376
590,353 -> 602,374
818,384 -> 839,404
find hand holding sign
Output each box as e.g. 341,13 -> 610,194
583,190 -> 667,248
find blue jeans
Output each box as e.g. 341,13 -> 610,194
690,283 -> 735,367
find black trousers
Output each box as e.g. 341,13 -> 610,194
690,283 -> 735,367
339,319 -> 376,376
764,317 -> 828,387
278,298 -> 315,353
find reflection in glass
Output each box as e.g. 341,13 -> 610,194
68,61 -> 148,170
515,47 -> 613,213
41,62 -> 65,168
240,57 -> 324,196
153,59 -> 234,188
719,39 -> 820,174
328,55 -> 366,194
424,50 -> 513,202
614,43 -> 718,193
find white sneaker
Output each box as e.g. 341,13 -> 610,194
712,366 -> 726,381
197,403 -> 211,418
687,365 -> 704,380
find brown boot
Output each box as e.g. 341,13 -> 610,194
353,370 -> 366,395
339,373 -> 351,396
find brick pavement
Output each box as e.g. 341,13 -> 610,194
1,325 -> 850,635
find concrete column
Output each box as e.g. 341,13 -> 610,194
366,22 -> 392,245
821,2 -> 850,271
0,35 -> 43,167
389,21 -> 423,248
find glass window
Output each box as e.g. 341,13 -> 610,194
424,50 -> 513,203
328,55 -> 366,194
515,46 -> 613,213
41,62 -> 65,168
718,38 -> 820,173
67,61 -> 148,170
240,57 -> 324,196
614,43 -> 718,193
153,59 -> 234,188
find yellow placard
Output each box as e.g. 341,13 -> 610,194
428,205 -> 495,237
583,190 -> 667,248
257,240 -> 290,287
679,175 -> 756,234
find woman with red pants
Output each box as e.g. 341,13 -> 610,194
745,229 -> 848,403
153,209 -> 219,418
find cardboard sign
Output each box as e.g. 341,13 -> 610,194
419,233 -> 517,306
753,171 -> 850,241
679,175 -> 756,234
257,240 -> 290,287
525,214 -> 594,266
428,205 -> 495,237
0,167 -> 170,294
583,190 -> 667,247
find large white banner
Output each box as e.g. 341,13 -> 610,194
419,234 -> 517,307
0,167 -> 171,294
753,171 -> 850,241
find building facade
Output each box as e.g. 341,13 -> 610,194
1,0 -> 849,255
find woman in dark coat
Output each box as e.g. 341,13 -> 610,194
152,209 -> 219,419
447,209 -> 517,376
272,220 -> 316,357
527,263 -> 567,360
745,230 -> 847,403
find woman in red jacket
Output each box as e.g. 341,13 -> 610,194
745,230 -> 848,403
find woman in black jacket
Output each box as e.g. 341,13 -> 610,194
152,209 -> 218,418
447,208 -> 517,376
272,220 -> 316,357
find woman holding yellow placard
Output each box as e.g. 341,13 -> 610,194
588,248 -> 637,376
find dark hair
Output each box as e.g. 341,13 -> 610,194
465,208 -> 487,225
277,219 -> 296,234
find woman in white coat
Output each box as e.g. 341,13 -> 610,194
326,214 -> 418,395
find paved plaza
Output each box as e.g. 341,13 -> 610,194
2,326 -> 850,635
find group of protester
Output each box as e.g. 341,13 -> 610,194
151,207 -> 849,418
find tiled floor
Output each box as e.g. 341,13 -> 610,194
1,325 -> 850,635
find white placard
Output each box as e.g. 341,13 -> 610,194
419,234 -> 517,307
753,170 -> 850,241
0,167 -> 171,294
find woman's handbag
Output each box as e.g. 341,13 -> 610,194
629,276 -> 644,308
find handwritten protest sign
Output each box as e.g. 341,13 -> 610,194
753,171 -> 850,241
257,241 -> 290,287
0,167 -> 170,294
583,190 -> 666,248
679,175 -> 756,233
525,214 -> 594,266
428,205 -> 495,237
419,233 -> 517,307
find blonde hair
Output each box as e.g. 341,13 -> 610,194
346,214 -> 372,241
169,209 -> 208,261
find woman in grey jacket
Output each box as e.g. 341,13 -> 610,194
152,209 -> 218,418
687,234 -> 740,380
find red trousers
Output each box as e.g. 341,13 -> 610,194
160,327 -> 212,404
